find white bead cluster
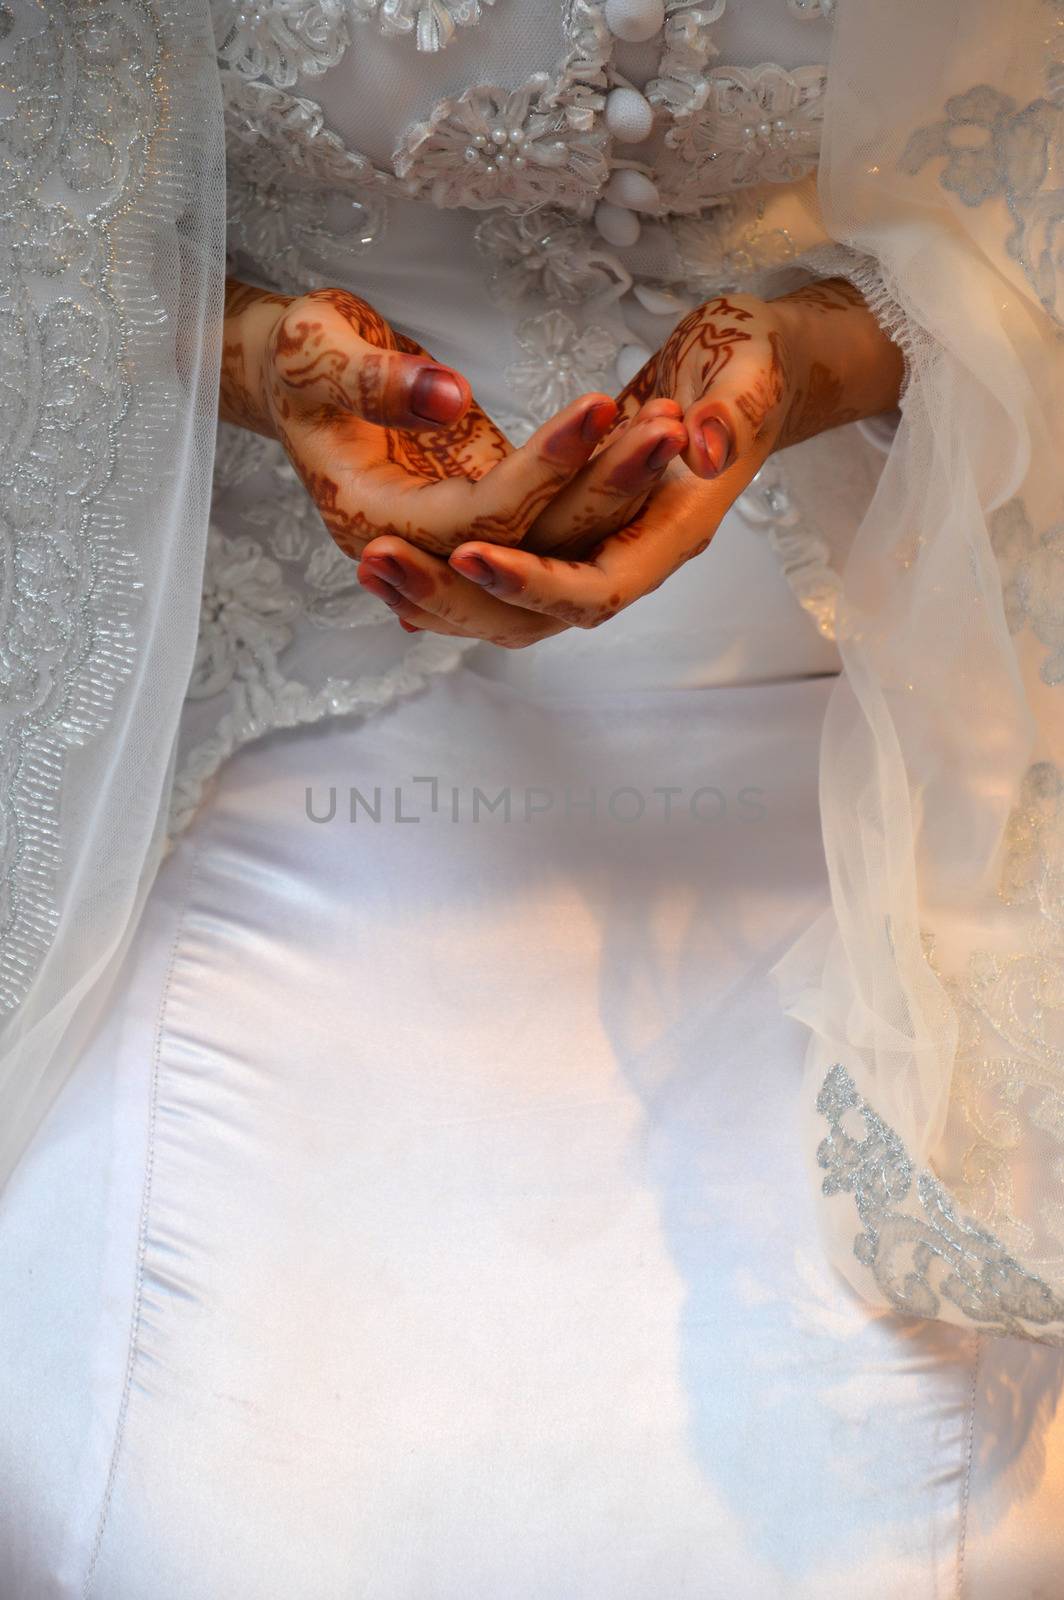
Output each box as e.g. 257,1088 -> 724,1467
594,0 -> 678,389
462,126 -> 533,175
593,0 -> 665,252
740,118 -> 803,153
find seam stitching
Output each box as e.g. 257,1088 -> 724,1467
81,839 -> 203,1597
956,1331 -> 981,1600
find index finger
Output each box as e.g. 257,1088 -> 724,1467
448,471 -> 723,628
398,391 -> 619,553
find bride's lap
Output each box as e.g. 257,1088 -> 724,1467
0,670 -> 1058,1598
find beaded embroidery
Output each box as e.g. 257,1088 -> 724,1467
0,1 -> 159,1015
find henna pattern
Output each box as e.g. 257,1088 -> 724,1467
776,278 -> 865,315
734,329 -> 789,442
777,360 -> 860,449
223,277 -> 529,563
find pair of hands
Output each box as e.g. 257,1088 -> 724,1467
221,276 -> 895,647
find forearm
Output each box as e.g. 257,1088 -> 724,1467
219,277 -> 292,438
770,279 -> 905,450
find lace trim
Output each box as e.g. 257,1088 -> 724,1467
816,1061 -> 1064,1344
900,81 -> 1064,327
0,2 -> 163,1016
938,759 -> 1064,1271
213,0 -> 349,85
212,0 -> 500,80
733,457 -> 841,641
223,73 -> 388,285
351,0 -> 499,53
392,1 -> 611,215
652,61 -> 827,210
171,629 -> 478,834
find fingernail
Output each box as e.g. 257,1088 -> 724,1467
399,620 -> 421,633
646,432 -> 685,472
410,367 -> 464,424
362,553 -> 405,586
581,399 -> 616,444
701,417 -> 733,476
451,553 -> 496,587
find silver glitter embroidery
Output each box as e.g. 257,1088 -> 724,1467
0,2 -> 158,1016
816,1062 -> 1064,1344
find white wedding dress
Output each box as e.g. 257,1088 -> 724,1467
2,3 -> 1063,1596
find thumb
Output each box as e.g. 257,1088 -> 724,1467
269,292 -> 472,431
681,330 -> 789,482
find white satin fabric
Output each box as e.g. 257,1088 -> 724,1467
2,660 -> 1063,1596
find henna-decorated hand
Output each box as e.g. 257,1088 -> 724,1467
531,278 -> 903,500
221,278 -> 683,565
354,279 -> 904,646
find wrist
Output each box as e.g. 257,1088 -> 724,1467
768,279 -> 904,451
220,279 -> 293,438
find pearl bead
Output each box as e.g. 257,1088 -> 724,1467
594,201 -> 641,248
604,169 -> 660,212
604,0 -> 665,44
491,126 -> 508,146
605,86 -> 654,144
632,283 -> 693,317
616,343 -> 653,387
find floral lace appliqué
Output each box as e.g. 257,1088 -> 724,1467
653,62 -> 827,210
351,0 -> 498,52
475,208 -> 631,305
505,310 -> 620,424
816,1062 -> 1064,1344
393,0 -> 610,213
939,761 -> 1064,1269
900,82 -> 1064,324
223,74 -> 387,286
190,533 -> 302,701
988,495 -> 1064,686
213,0 -> 348,86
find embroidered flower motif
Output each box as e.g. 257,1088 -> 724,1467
223,76 -> 387,285
671,192 -> 798,294
394,76 -> 610,213
212,0 -> 348,86
989,496 -> 1064,686
654,63 -> 827,208
474,208 -> 631,305
648,0 -> 726,120
901,85 -> 1024,208
190,532 -> 301,699
816,1061 -> 1064,1342
901,84 -> 1063,321
505,310 -> 620,424
351,0 -> 497,52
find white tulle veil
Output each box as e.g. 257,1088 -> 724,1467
775,0 -> 1064,1341
3,0 -> 1063,1347
0,0 -> 225,1185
